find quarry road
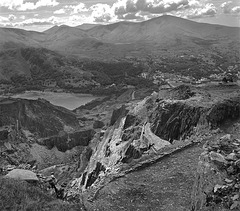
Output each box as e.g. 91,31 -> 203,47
89,143 -> 204,211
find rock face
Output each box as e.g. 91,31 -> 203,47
191,135 -> 240,211
207,97 -> 240,128
0,98 -> 80,137
150,102 -> 204,142
0,97 -> 96,169
65,86 -> 240,202
37,129 -> 95,152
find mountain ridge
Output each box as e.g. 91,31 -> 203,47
0,15 -> 239,86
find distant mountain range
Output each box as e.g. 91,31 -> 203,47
0,15 -> 239,88
0,15 -> 239,57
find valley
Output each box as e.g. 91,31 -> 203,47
0,15 -> 240,211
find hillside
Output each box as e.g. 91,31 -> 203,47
0,15 -> 239,91
88,15 -> 240,43
0,15 -> 239,56
0,47 -> 151,95
76,23 -> 101,30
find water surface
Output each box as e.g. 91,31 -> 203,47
11,91 -> 98,110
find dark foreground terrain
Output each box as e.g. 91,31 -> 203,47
0,84 -> 240,211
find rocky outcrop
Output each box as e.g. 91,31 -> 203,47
93,120 -> 104,129
110,105 -> 128,126
191,134 -> 240,211
207,97 -> 240,128
168,84 -> 196,100
37,129 -> 95,152
150,102 -> 205,142
64,86 -> 240,201
0,98 -> 80,137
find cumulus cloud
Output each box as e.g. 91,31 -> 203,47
0,0 -> 59,11
2,15 -> 91,29
53,3 -> 88,15
113,0 -> 190,16
70,3 -> 88,14
5,16 -> 57,27
186,3 -> 217,19
90,4 -> 115,22
221,1 -> 240,15
120,12 -> 142,19
20,15 -> 26,20
0,0 -> 23,10
54,9 -> 65,14
87,0 -> 219,22
8,14 -> 16,21
232,6 -> 240,15
221,1 -> 233,14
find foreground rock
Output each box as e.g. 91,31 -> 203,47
5,169 -> 39,182
65,85 -> 240,206
191,134 -> 240,211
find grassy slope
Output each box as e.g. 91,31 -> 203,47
86,143 -> 204,211
0,178 -> 86,211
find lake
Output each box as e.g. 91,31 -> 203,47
10,91 -> 99,110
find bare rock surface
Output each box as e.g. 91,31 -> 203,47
64,85 -> 240,211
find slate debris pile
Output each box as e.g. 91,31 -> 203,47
205,134 -> 240,210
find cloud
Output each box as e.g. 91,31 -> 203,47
8,14 -> 16,21
88,0 -> 219,22
186,3 -> 217,19
0,0 -> 59,11
54,9 -> 65,14
53,3 -> 88,15
70,3 -> 88,14
221,1 -> 240,15
232,6 -> 240,15
221,1 -> 232,14
4,16 -> 57,27
0,0 -> 23,10
20,15 -> 26,20
0,15 -> 9,23
120,12 -> 142,19
35,0 -> 58,8
90,4 -> 115,22
113,0 -> 190,16
2,15 -> 91,29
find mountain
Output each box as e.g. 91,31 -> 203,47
0,15 -> 239,57
76,23 -> 101,30
0,27 -> 44,49
0,15 -> 239,87
87,15 -> 240,43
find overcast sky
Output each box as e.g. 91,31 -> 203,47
0,0 -> 239,31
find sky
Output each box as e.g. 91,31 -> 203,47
0,0 -> 239,31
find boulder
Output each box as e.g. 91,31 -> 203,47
209,151 -> 227,166
5,169 -> 39,182
220,134 -> 231,141
226,152 -> 237,161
